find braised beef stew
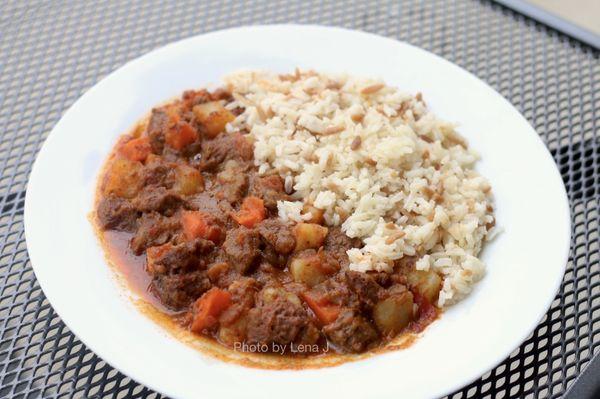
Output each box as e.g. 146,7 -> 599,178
96,88 -> 439,356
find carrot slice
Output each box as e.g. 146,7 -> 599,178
120,136 -> 151,162
231,196 -> 265,228
231,210 -> 262,228
181,211 -> 222,243
165,122 -> 198,150
190,288 -> 232,333
301,292 -> 341,325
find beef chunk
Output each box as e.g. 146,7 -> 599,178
257,219 -> 296,255
145,235 -> 214,310
311,271 -> 380,312
142,157 -> 175,187
210,88 -> 233,101
147,108 -> 171,154
130,212 -> 180,255
222,226 -> 260,274
182,88 -> 233,110
216,160 -> 249,204
97,195 -> 137,231
249,175 -> 288,210
311,276 -> 352,308
182,89 -> 212,109
132,186 -> 183,215
219,278 -> 258,326
146,238 -> 214,276
152,270 -> 211,310
344,271 -> 382,311
246,287 -> 318,346
323,309 -> 378,353
260,246 -> 288,269
186,192 -> 232,225
367,271 -> 393,288
200,132 -> 253,171
323,227 -> 362,267
253,262 -> 286,286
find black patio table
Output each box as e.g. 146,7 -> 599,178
0,1 -> 598,398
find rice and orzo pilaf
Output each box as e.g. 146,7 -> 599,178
225,70 -> 497,307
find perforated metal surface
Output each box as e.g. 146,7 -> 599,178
0,0 -> 598,398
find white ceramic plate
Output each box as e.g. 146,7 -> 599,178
25,25 -> 570,399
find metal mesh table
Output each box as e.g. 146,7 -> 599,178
1,0 -> 598,397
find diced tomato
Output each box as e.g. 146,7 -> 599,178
301,292 -> 341,325
190,288 -> 232,333
120,136 -> 151,162
165,122 -> 198,150
181,211 -> 222,243
231,196 -> 265,228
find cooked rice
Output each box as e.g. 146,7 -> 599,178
224,70 -> 496,307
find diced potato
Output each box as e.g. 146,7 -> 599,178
302,204 -> 325,224
193,101 -> 235,138
373,291 -> 414,335
173,164 -> 204,195
294,223 -> 328,251
260,287 -> 302,306
289,253 -> 328,287
218,316 -> 247,347
103,158 -> 143,199
407,270 -> 442,304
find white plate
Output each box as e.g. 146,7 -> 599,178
25,25 -> 570,399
